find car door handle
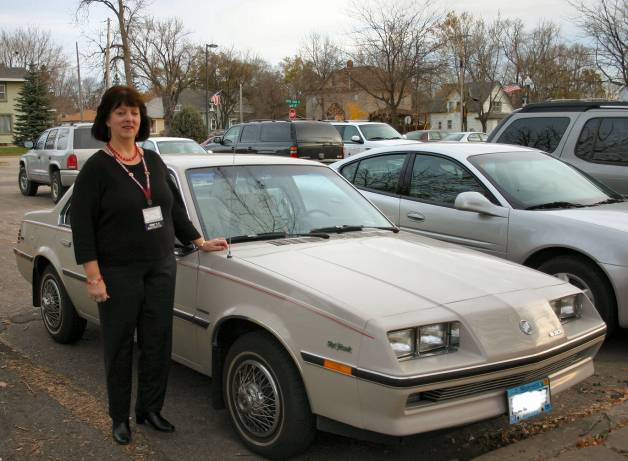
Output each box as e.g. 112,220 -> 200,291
406,212 -> 425,222
60,239 -> 72,247
247,146 -> 253,151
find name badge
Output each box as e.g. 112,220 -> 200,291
143,206 -> 164,231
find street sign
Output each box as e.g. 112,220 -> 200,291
285,99 -> 301,108
289,108 -> 296,120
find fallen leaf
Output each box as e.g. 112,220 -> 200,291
0,381 -> 7,389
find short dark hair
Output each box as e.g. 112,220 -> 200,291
92,85 -> 151,142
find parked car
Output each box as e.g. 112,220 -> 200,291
487,101 -> 628,195
332,143 -> 628,332
405,130 -> 445,142
203,120 -> 343,162
201,130 -> 224,151
19,123 -> 104,203
331,121 -> 418,157
15,153 -> 606,458
443,131 -> 488,142
141,137 -> 207,155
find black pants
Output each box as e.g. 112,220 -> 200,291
98,255 -> 177,423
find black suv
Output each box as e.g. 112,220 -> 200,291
487,101 -> 628,195
204,120 -> 343,163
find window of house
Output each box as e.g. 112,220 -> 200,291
447,120 -> 452,129
0,83 -> 6,102
497,117 -> 570,153
492,101 -> 503,112
150,119 -> 157,133
575,117 -> 628,165
438,121 -> 442,129
408,154 -> 487,206
0,114 -> 11,134
352,153 -> 406,193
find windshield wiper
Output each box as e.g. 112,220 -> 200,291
230,232 -> 329,243
368,136 -> 386,140
309,225 -> 399,234
589,198 -> 625,206
525,201 -> 585,210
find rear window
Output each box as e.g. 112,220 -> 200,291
260,123 -> 291,142
575,117 -> 628,165
295,122 -> 341,142
73,127 -> 105,149
496,117 -> 570,153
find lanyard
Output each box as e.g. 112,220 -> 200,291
105,145 -> 153,206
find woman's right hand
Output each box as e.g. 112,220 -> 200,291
87,279 -> 110,303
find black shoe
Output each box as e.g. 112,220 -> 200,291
136,411 -> 175,432
112,420 -> 131,445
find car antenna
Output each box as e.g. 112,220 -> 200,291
227,129 -> 236,260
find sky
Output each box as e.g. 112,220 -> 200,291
1,0 -> 589,70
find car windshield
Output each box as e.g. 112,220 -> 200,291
444,133 -> 464,141
187,164 -> 392,240
469,150 -> 619,209
157,140 -> 206,155
359,124 -> 402,141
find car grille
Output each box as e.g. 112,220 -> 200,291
406,347 -> 591,408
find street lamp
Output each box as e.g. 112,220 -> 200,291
523,76 -> 534,106
205,43 -> 218,134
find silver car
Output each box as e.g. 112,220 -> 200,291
14,154 -> 606,458
332,143 -> 628,333
141,136 -> 208,155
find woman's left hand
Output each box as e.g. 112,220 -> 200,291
195,238 -> 229,252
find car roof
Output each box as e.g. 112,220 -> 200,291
518,100 -> 628,113
329,121 -> 387,125
162,154 -> 326,169
147,137 -> 196,142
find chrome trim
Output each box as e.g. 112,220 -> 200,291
173,308 -> 210,329
301,324 -> 606,388
167,167 -> 193,220
23,220 -> 72,233
62,269 -> 86,282
13,248 -> 34,262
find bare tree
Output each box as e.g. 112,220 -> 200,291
571,0 -> 628,86
348,0 -> 443,127
130,17 -> 197,132
0,27 -> 68,74
77,0 -> 149,87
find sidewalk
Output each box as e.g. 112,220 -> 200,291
473,400 -> 628,460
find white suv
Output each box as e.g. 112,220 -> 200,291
330,121 -> 419,158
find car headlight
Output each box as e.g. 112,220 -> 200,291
388,322 -> 460,360
550,294 -> 583,323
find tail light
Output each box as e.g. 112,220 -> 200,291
67,153 -> 78,170
289,146 -> 298,158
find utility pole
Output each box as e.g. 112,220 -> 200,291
104,18 -> 111,90
76,42 -> 84,122
459,54 -> 465,132
239,82 -> 243,123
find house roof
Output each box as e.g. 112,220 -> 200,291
0,66 -> 27,81
60,110 -> 97,123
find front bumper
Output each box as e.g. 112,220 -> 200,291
301,326 -> 605,437
60,169 -> 79,187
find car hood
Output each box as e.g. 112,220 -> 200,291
545,201 -> 628,233
370,139 -> 419,146
233,232 -> 564,321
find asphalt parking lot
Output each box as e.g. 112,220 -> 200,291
1,156 -> 627,460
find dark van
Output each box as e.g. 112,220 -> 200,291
205,120 -> 343,163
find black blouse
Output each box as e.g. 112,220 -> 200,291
71,149 -> 200,267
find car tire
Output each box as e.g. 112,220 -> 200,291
50,170 -> 67,204
18,165 -> 38,196
537,255 -> 616,334
39,266 -> 86,344
223,331 -> 316,459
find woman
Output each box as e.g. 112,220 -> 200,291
71,85 -> 228,445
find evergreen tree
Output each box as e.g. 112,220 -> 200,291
13,65 -> 53,145
169,106 -> 206,142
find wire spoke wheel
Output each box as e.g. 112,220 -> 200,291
41,277 -> 62,333
230,358 -> 281,438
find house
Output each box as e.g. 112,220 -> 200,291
428,82 -> 517,134
0,66 -> 27,145
59,109 -> 97,124
304,61 -> 414,128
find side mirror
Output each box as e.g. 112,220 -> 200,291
213,136 -> 223,144
402,134 -> 407,139
24,141 -> 34,149
454,191 -> 508,218
351,135 -> 363,144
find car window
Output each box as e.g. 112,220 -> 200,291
575,117 -> 628,165
45,129 -> 58,150
444,133 -> 464,141
260,123 -> 291,142
60,200 -> 71,226
73,127 -> 104,149
339,125 -> 360,143
143,140 -> 156,151
339,161 -> 359,182
295,122 -> 341,142
468,133 -> 480,142
222,126 -> 242,146
56,128 -> 70,150
409,154 -> 486,205
240,124 -> 260,143
479,133 -> 488,142
429,131 -> 442,140
353,154 -> 405,193
358,124 -> 402,141
36,131 -> 48,150
496,117 -> 570,153
156,140 -> 206,155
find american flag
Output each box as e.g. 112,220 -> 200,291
502,84 -> 522,94
210,90 -> 222,106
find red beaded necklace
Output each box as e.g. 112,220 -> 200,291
107,142 -> 140,162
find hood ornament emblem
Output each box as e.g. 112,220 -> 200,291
519,320 -> 534,335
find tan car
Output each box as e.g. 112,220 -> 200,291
14,154 -> 606,458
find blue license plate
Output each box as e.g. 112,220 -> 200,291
507,378 -> 552,424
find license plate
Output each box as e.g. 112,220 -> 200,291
507,378 -> 552,424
